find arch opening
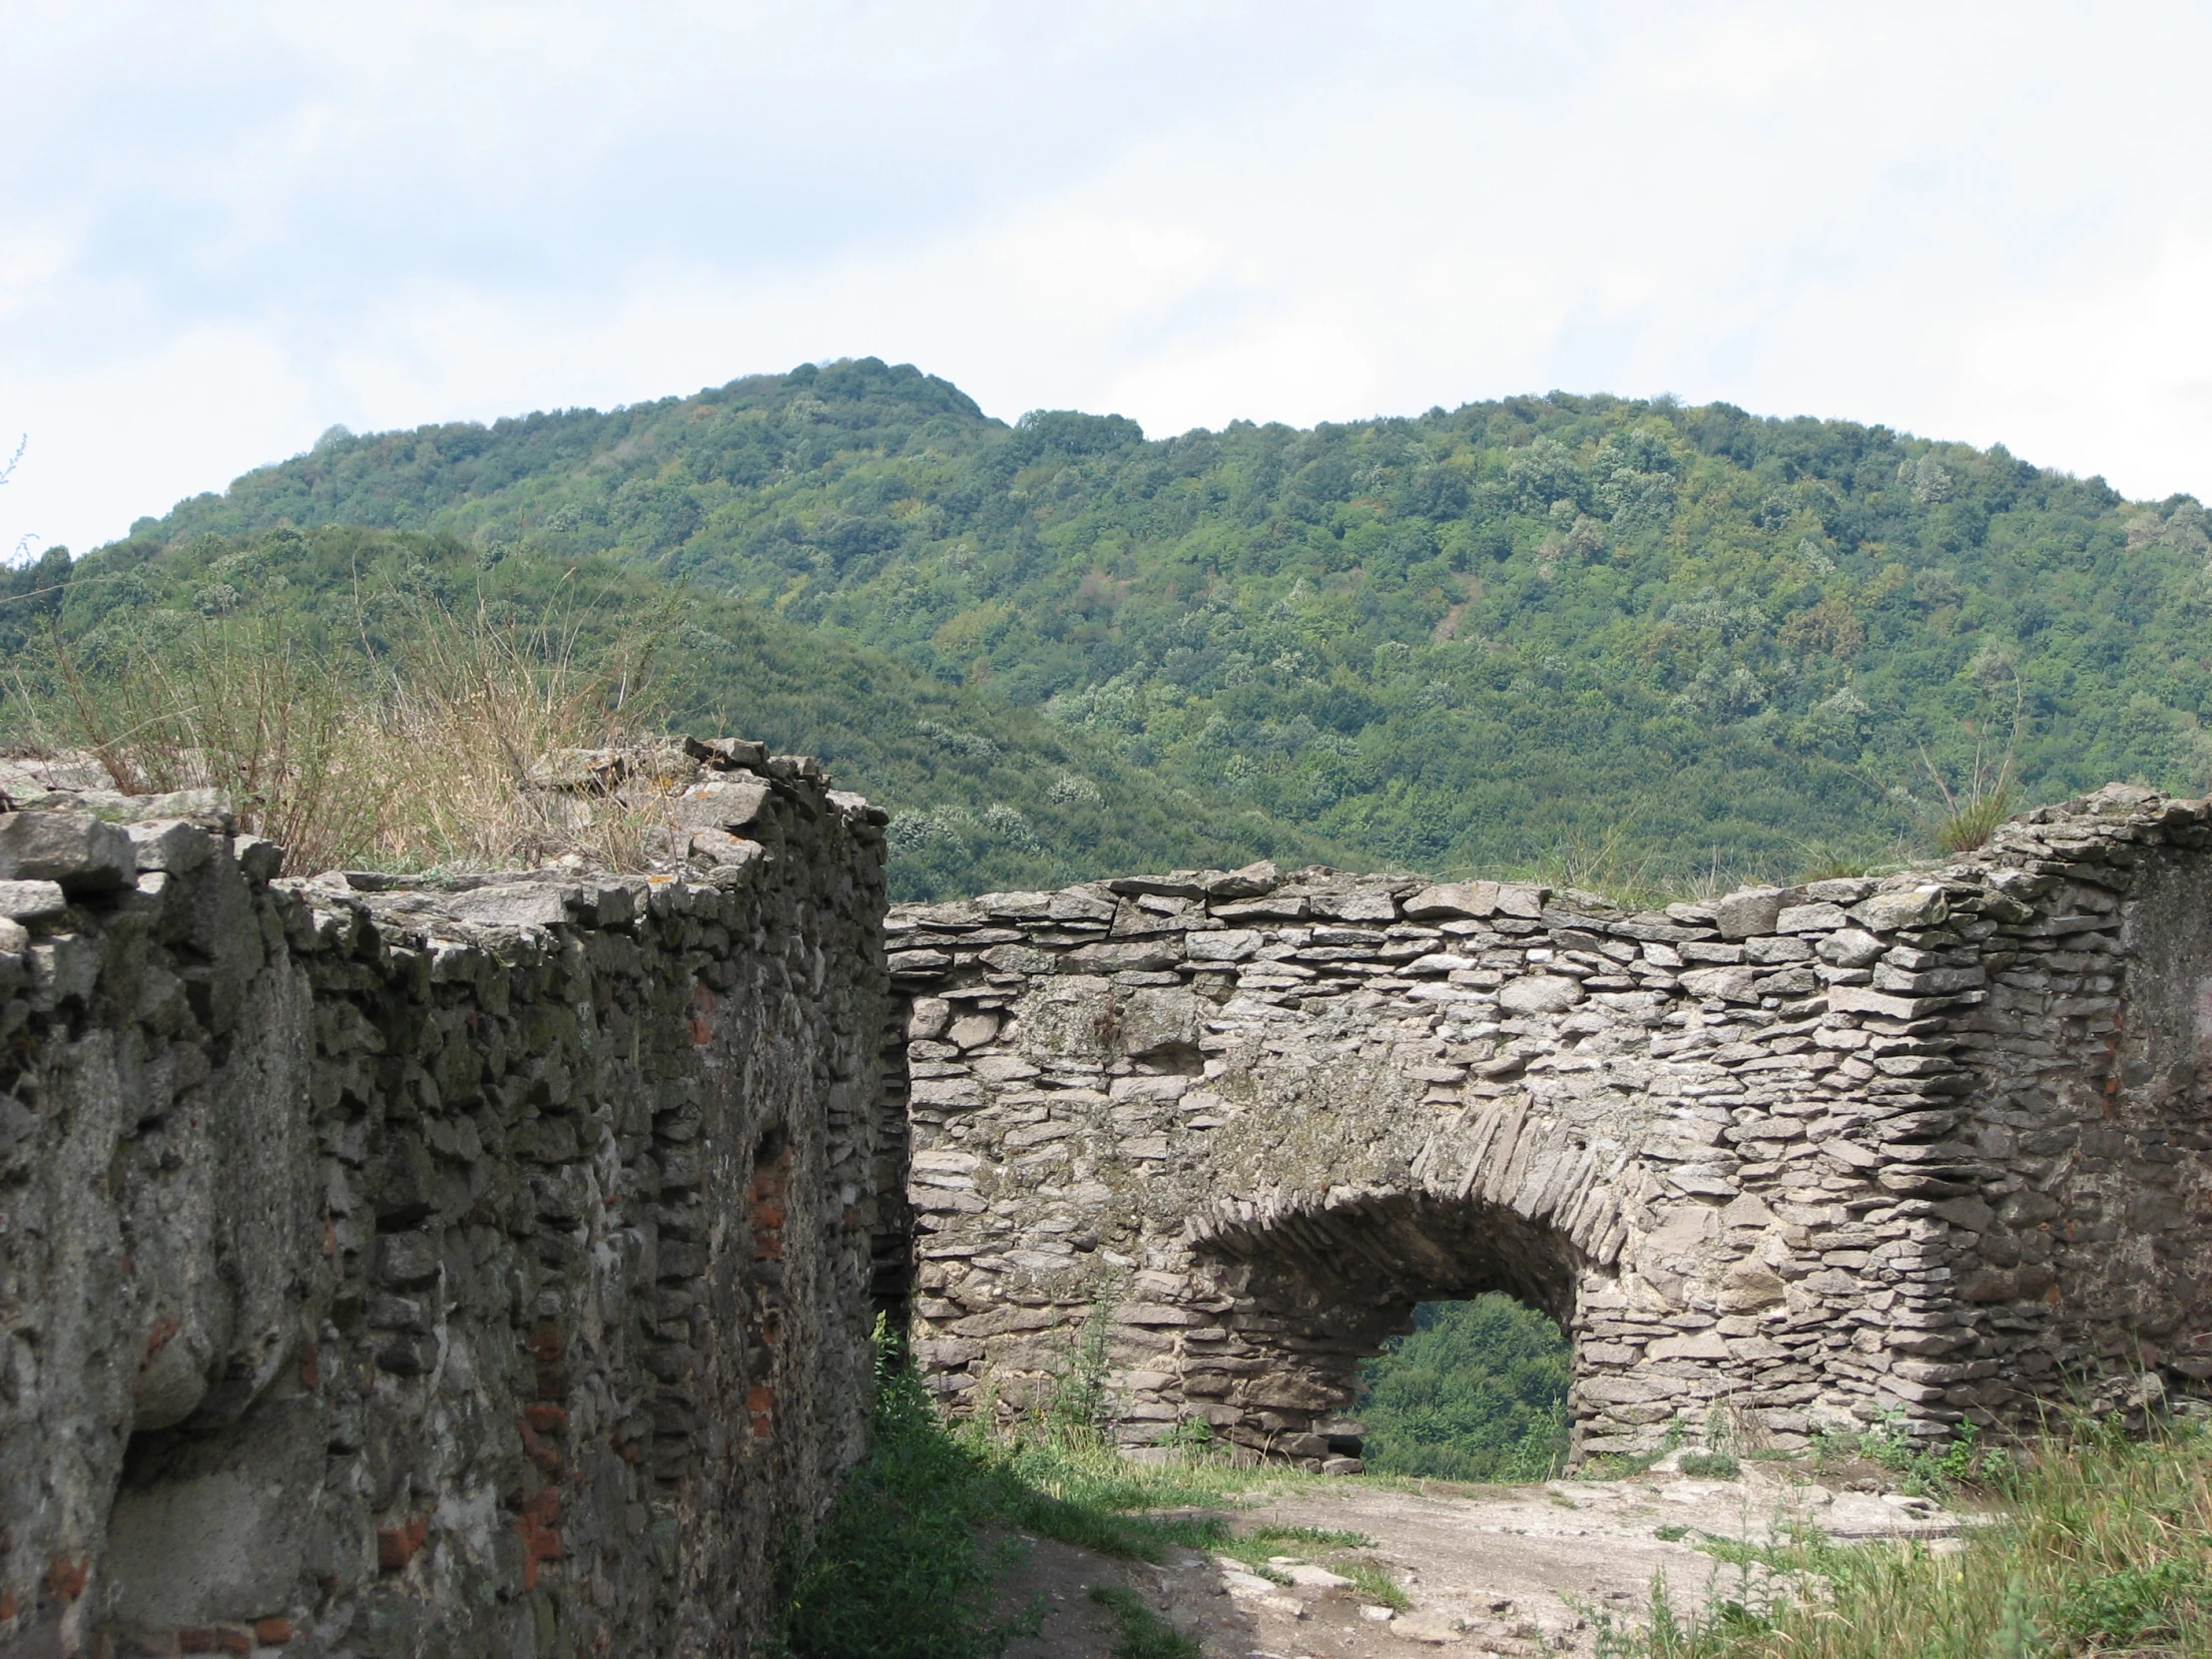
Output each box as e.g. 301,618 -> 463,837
1187,1191 -> 1585,1470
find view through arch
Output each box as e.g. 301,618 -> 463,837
1355,1294 -> 1572,1483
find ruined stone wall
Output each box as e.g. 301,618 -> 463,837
0,752 -> 894,1658
890,785 -> 2212,1469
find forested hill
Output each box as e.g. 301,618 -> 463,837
53,357 -> 2212,889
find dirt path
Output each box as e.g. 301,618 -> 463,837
995,1462 -> 1978,1657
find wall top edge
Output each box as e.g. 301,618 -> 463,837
890,781 -> 2202,933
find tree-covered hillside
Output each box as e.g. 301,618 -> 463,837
57,357 -> 2212,885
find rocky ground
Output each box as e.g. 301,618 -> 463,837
999,1460 -> 1978,1658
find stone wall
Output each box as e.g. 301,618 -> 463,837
13,725 -> 2209,1649
890,784 -> 2212,1469
0,746 -> 895,1658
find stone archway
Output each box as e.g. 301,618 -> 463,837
889,867 -> 1666,1464
891,806 -> 2212,1466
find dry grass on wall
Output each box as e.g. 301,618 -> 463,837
17,599 -> 677,877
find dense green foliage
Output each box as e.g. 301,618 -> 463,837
34,354 -> 2212,889
1356,1296 -> 1572,1482
0,525 -> 1329,897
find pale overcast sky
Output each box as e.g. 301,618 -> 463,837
5,2 -> 2211,558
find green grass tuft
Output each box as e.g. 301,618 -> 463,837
1810,1409 -> 2012,1499
1342,1559 -> 1412,1613
1678,1452 -> 1742,1479
1085,1586 -> 1202,1659
2052,1556 -> 2212,1648
1251,1523 -> 1374,1549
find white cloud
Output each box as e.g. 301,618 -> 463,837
0,325 -> 319,556
1949,225 -> 2212,493
1645,18 -> 1829,101
1107,306 -> 1382,436
982,217 -> 1230,332
5,1 -> 2212,557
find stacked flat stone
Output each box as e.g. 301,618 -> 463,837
0,746 -> 893,1659
889,784 -> 2212,1469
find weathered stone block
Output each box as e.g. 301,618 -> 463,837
1065,941 -> 1177,973
1754,966 -> 1821,997
0,878 -> 66,920
1187,928 -> 1263,961
685,735 -> 770,769
911,1077 -> 983,1108
1048,886 -> 1118,923
888,947 -> 953,975
1826,984 -> 1930,1019
1498,974 -> 1583,1013
127,820 -> 213,872
1308,888 -> 1396,922
1404,881 -> 1498,919
1681,965 -> 1758,1002
28,935 -> 101,1007
445,881 -> 571,926
1121,988 -> 1200,1055
1493,882 -> 1547,918
1719,1262 -> 1788,1311
0,811 -> 135,889
673,776 -> 772,830
373,1231 -> 441,1287
912,1149 -> 982,1179
1856,886 -> 1948,931
951,1305 -> 1060,1337
1577,1375 -> 1684,1404
1776,902 -> 1851,933
1874,963 -> 1986,995
1817,928 -> 1885,967
948,1012 -> 1000,1049
1715,886 -> 1786,939
1744,935 -> 1814,964
978,942 -> 1056,974
1205,860 -> 1280,899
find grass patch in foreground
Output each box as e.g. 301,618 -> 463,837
1588,1417 -> 2212,1658
1086,1587 -> 1202,1659
1207,1522 -> 1409,1612
1343,1559 -> 1413,1613
986,1434 -> 1281,1560
772,1324 -> 1323,1659
768,1333 -> 1029,1659
1678,1452 -> 1742,1480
